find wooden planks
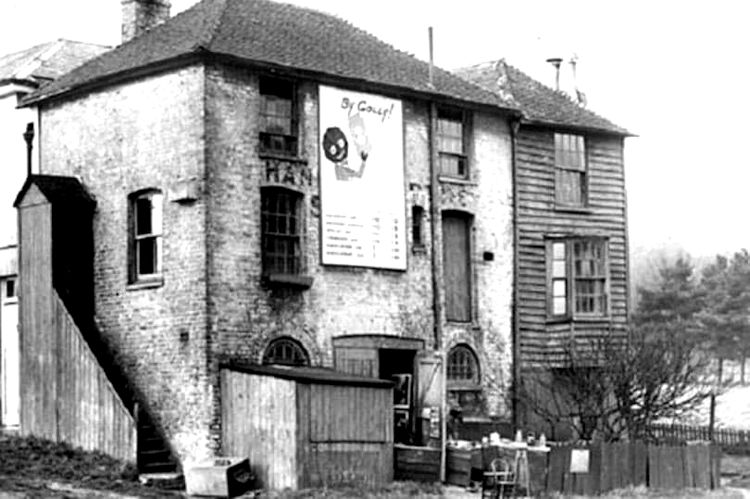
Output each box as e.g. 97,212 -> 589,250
223,369 -> 393,490
547,443 -> 716,494
221,370 -> 297,490
53,294 -> 137,463
515,128 -> 629,365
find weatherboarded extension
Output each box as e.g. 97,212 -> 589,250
221,365 -> 393,491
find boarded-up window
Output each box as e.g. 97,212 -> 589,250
442,212 -> 472,322
548,238 -> 608,318
437,108 -> 469,178
555,133 -> 586,206
261,187 -> 302,275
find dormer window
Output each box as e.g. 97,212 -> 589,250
554,133 -> 587,207
259,77 -> 298,156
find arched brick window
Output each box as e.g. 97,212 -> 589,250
262,337 -> 310,366
447,344 -> 483,418
447,344 -> 480,386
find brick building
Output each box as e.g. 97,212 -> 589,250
19,0 -> 520,467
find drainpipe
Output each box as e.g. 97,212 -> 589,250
23,123 -> 34,178
428,101 -> 447,482
510,118 -> 522,431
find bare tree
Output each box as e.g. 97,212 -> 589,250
518,324 -> 715,442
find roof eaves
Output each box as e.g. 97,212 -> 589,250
521,118 -> 634,137
20,51 -> 206,108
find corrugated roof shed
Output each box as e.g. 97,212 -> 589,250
24,0 -> 518,112
0,39 -> 109,86
456,59 -> 631,136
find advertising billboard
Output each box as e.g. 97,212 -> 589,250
319,85 -> 406,270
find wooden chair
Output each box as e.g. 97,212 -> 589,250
482,457 -> 515,498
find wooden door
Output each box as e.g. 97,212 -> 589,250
333,347 -> 378,378
442,213 -> 471,322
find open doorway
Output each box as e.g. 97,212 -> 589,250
379,348 -> 416,444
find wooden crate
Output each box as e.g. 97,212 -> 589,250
394,444 -> 441,482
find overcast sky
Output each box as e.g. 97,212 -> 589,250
2,0 -> 749,257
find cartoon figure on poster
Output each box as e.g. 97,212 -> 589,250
322,111 -> 372,181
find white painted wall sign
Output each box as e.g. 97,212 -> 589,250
319,85 -> 406,270
570,448 -> 590,473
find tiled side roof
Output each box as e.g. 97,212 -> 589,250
0,40 -> 109,84
14,175 -> 95,208
456,60 -> 630,136
25,0 -> 517,111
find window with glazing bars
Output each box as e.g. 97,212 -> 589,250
554,133 -> 586,206
437,108 -> 468,178
549,238 -> 608,317
447,344 -> 480,385
129,190 -> 163,282
263,337 -> 310,366
259,78 -> 297,155
261,188 -> 302,275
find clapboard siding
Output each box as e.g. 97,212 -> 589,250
516,128 -> 629,366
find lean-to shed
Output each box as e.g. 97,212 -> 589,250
220,363 -> 394,490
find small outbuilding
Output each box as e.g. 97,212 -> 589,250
220,363 -> 394,490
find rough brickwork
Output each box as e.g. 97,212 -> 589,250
36,60 -> 514,463
39,65 -> 215,464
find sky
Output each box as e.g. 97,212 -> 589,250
2,0 -> 749,258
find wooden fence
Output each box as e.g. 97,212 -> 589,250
546,442 -> 721,495
21,292 -> 137,463
651,423 -> 750,449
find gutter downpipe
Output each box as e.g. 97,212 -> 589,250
428,101 -> 446,482
510,117 -> 522,432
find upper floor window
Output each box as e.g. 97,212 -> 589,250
129,190 -> 163,283
261,187 -> 302,276
263,337 -> 310,366
554,133 -> 586,207
259,77 -> 298,156
437,108 -> 469,178
549,238 -> 608,318
411,205 -> 425,250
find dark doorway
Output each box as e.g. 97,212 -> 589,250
379,348 -> 416,444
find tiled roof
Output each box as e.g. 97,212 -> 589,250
14,175 -> 95,208
24,0 -> 517,111
0,39 -> 109,85
456,60 -> 630,136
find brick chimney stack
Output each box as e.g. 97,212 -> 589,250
121,0 -> 171,43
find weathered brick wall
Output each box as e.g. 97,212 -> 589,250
39,65 -> 215,463
439,113 -> 514,418
204,65 -> 514,421
203,64 -> 436,368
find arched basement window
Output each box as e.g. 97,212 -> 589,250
447,344 -> 480,386
262,337 -> 310,366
